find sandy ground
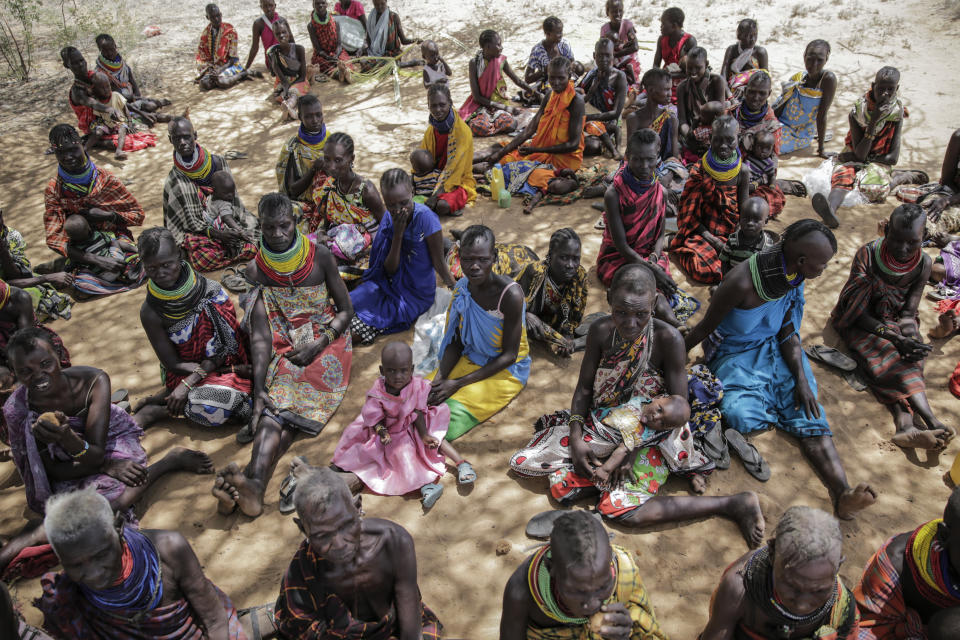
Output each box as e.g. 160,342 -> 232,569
2,0 -> 960,637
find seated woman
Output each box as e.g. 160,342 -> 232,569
676,47 -> 728,164
361,0 -> 417,65
580,37 -> 627,159
598,130 -> 698,328
831,205 -> 953,450
719,19 -> 768,88
133,228 -> 253,432
44,125 -> 145,289
95,33 -> 170,111
417,83 -> 476,217
480,57 -> 585,195
773,39 -> 836,156
60,47 -> 132,155
601,0 -> 643,88
923,128 -> 960,234
36,488 -> 245,639
0,327 -> 213,574
625,68 -> 680,164
515,228 -> 587,357
276,94 -> 329,223
350,169 -> 456,345
162,117 -> 258,272
196,4 -> 257,91
427,225 -> 529,441
0,207 -> 73,323
510,265 -> 763,545
307,0 -> 351,82
525,16 -> 580,96
670,115 -> 749,285
459,29 -> 535,137
266,18 -> 309,121
308,132 -> 386,275
733,71 -> 781,155
213,194 -> 352,518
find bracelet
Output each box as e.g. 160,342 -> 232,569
182,380 -> 194,390
193,366 -> 209,380
569,413 -> 585,425
875,325 -> 888,337
374,423 -> 387,435
323,327 -> 337,342
72,440 -> 90,459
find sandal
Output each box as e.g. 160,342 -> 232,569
420,482 -> 443,508
457,460 -> 477,485
780,179 -> 808,197
221,267 -> 251,293
842,369 -> 868,392
525,509 -> 604,539
724,429 -> 770,482
111,389 -> 129,404
575,312 -> 609,338
238,602 -> 276,640
278,455 -> 308,514
698,427 -> 730,469
236,420 -> 256,445
593,215 -> 606,230
804,344 -> 857,372
812,192 -> 839,229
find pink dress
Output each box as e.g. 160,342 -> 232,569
332,377 -> 450,495
333,0 -> 366,20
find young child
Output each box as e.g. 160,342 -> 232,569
580,37 -> 627,159
653,7 -> 696,104
601,0 -> 642,88
420,40 -> 452,88
744,130 -> 777,190
331,342 -> 476,508
681,99 -> 724,164
88,73 -> 134,160
592,394 -> 690,489
409,149 -> 439,202
64,214 -> 142,284
720,19 -> 768,86
626,68 -> 680,162
205,171 -> 255,256
719,196 -> 775,274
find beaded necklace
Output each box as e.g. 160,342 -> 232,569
736,101 -> 767,129
297,124 -> 328,152
429,108 -> 456,135
701,148 -> 742,181
874,238 -> 920,277
906,519 -> 960,608
58,159 -> 99,197
98,52 -> 124,73
748,248 -> 802,302
256,231 -> 316,285
173,144 -> 213,186
311,9 -> 331,25
78,528 -> 163,616
147,261 -> 201,321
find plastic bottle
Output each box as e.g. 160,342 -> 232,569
498,188 -> 512,208
489,164 -> 505,198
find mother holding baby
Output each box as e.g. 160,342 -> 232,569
510,264 -> 765,547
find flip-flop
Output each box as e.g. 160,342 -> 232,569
420,483 -> 443,508
591,201 -> 605,212
724,429 -> 771,482
781,179 -> 808,197
843,369 -> 868,392
111,389 -> 129,404
575,312 -> 609,337
525,510 -> 609,539
698,427 -> 730,470
278,455 -> 308,514
812,192 -> 839,229
457,460 -> 477,485
804,344 -> 857,372
224,150 -> 248,160
236,419 -> 256,445
238,603 -> 276,640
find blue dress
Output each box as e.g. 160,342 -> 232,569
705,283 -> 831,437
350,203 -> 442,333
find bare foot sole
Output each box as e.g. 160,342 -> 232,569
222,462 -> 264,517
689,473 -> 707,494
812,193 -> 839,229
729,491 -> 765,548
167,447 -> 214,474
928,311 -> 958,339
212,474 -> 239,515
835,483 -> 877,520
891,428 -> 948,450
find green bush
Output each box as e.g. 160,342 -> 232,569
0,0 -> 42,80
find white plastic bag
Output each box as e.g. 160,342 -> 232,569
802,158 -> 866,207
412,287 -> 453,376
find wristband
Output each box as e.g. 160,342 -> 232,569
193,366 -> 209,380
323,327 -> 337,342
183,380 -> 194,390
569,413 -> 585,425
72,440 -> 90,459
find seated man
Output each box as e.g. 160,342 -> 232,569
480,56 -> 585,195
684,219 -> 876,520
515,228 -> 588,357
812,66 -> 928,229
196,3 -> 258,90
701,506 -> 860,640
162,117 -> 258,271
274,467 -> 442,638
832,204 -> 954,450
500,510 -> 667,640
579,37 -> 627,159
669,115 -> 749,285
44,124 -> 145,278
856,486 -> 960,639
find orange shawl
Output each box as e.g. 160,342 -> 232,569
526,81 -> 585,171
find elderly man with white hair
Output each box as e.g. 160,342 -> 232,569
34,487 -> 249,639
700,505 -> 861,639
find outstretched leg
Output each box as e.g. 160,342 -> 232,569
798,435 -> 876,519
890,400 -> 949,449
0,520 -> 45,575
217,416 -> 296,517
812,189 -> 846,229
113,447 -> 214,511
619,491 -> 766,548
906,391 -> 956,441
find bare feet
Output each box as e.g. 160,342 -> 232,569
891,427 -> 948,450
221,462 -> 264,517
729,491 -> 765,548
165,447 -> 214,474
835,483 -> 877,520
812,192 -> 839,229
928,311 -> 958,339
688,473 -> 707,494
212,473 -> 239,515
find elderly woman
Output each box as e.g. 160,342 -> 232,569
349,169 -> 456,345
133,228 -> 253,432
427,225 -> 529,441
417,82 -> 476,217
214,193 -> 352,518
276,94 -> 329,222
308,132 -> 386,272
0,327 -> 212,575
510,265 -> 764,547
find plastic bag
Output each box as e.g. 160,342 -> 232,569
803,158 -> 866,207
412,287 -> 453,376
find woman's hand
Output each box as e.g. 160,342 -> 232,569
428,378 -> 460,405
609,451 -> 638,488
32,411 -> 71,446
422,434 -> 440,449
594,603 -> 633,640
286,338 -> 328,367
570,435 -> 601,479
892,334 -> 932,362
793,381 -> 821,419
926,196 -> 949,222
44,272 -> 75,289
166,382 -> 190,416
102,458 -> 147,486
526,313 -> 546,340
649,265 -> 677,295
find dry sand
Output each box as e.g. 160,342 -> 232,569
2,0 -> 960,637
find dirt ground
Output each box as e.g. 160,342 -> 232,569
2,0 -> 960,637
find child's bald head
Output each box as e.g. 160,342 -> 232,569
210,170 -> 235,201
91,72 -> 111,100
644,394 -> 690,431
380,341 -> 414,393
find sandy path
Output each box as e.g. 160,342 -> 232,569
2,0 -> 960,637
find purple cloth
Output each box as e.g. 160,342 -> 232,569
3,385 -> 146,514
942,240 -> 960,288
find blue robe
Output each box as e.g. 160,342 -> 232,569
350,203 -> 442,333
705,284 -> 831,437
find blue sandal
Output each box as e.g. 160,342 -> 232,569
421,483 -> 443,508
457,461 -> 477,485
